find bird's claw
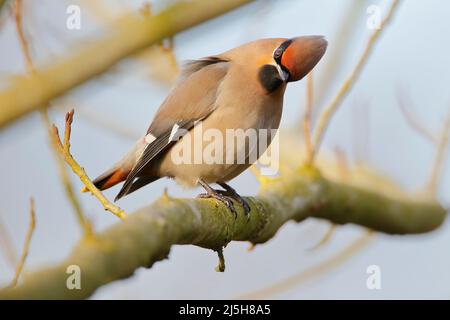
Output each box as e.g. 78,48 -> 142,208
217,190 -> 251,217
197,193 -> 237,218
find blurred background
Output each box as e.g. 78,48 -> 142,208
1,0 -> 450,299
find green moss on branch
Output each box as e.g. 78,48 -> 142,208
0,171 -> 445,299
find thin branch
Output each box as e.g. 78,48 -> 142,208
308,223 -> 337,252
303,72 -> 314,164
238,230 -> 374,299
0,169 -> 445,299
397,91 -> 437,144
313,0 -> 368,110
51,110 -> 127,220
426,109 -> 450,195
12,0 -> 32,73
0,0 -> 256,129
13,0 -> 93,237
161,36 -> 179,73
395,89 -> 449,196
0,218 -> 17,269
312,0 -> 401,161
9,198 -> 36,288
42,112 -> 94,235
215,249 -> 226,272
334,146 -> 349,180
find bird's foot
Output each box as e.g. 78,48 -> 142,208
197,179 -> 237,218
218,183 -> 251,217
197,192 -> 237,218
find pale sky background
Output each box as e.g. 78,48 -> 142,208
1,0 -> 450,299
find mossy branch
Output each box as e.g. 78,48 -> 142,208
0,0 -> 446,301
0,168 -> 445,299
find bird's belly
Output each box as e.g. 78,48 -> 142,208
157,101 -> 282,187
167,162 -> 250,187
158,128 -> 275,187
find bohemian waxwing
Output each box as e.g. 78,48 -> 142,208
92,36 -> 327,215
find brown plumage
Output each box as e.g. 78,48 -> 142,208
93,36 -> 327,214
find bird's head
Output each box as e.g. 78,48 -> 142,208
223,36 -> 327,93
272,36 -> 328,83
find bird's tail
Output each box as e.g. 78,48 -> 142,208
82,138 -> 157,197
91,166 -> 130,191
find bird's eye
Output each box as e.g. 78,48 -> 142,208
274,39 -> 293,62
274,48 -> 283,60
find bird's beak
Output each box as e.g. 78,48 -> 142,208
281,36 -> 327,82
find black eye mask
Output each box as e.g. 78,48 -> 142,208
273,39 -> 293,65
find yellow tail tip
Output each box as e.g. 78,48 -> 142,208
81,187 -> 89,193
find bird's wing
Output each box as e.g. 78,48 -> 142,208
147,57 -> 229,136
115,57 -> 229,200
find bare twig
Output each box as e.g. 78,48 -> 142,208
397,91 -> 436,144
13,0 -> 93,236
51,110 -> 128,220
9,198 -> 36,287
308,223 -> 337,252
161,36 -> 179,71
313,0 -> 368,110
396,88 -> 449,196
12,0 -> 33,72
312,0 -> 401,161
334,146 -> 349,180
215,249 -> 226,272
42,112 -> 94,235
0,218 -> 17,269
303,72 -> 314,164
427,109 -> 450,195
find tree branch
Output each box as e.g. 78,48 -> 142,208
9,198 -> 36,288
12,0 -> 94,237
312,0 -> 401,160
0,218 -> 17,269
427,109 -> 450,195
303,72 -> 314,164
0,0 -> 255,130
51,110 -> 128,220
0,167 -> 445,299
0,0 -> 446,301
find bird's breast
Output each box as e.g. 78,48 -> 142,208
157,68 -> 286,186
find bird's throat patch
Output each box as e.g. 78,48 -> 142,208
258,64 -> 283,93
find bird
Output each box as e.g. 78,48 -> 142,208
91,36 -> 327,216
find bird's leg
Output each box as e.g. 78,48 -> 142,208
217,182 -> 251,216
197,179 -> 237,217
